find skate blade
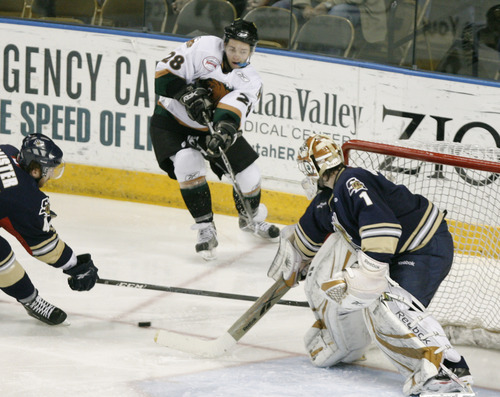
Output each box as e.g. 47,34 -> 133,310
254,233 -> 280,242
240,227 -> 279,242
198,249 -> 217,261
47,319 -> 71,327
419,391 -> 475,397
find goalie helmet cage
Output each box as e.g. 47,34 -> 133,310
342,139 -> 500,350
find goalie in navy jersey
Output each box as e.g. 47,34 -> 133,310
150,19 -> 279,261
268,135 -> 474,397
0,134 -> 98,326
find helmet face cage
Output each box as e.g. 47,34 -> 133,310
297,135 -> 344,180
224,19 -> 259,51
19,134 -> 65,180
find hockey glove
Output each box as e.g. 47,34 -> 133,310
175,84 -> 213,125
63,254 -> 99,291
321,251 -> 388,310
206,120 -> 238,158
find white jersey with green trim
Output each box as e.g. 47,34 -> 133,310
156,35 -> 262,129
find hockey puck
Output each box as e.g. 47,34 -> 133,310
138,321 -> 151,328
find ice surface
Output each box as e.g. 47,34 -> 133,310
1,193 -> 499,397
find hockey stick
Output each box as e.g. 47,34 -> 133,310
96,278 -> 309,307
154,277 -> 292,357
203,113 -> 255,226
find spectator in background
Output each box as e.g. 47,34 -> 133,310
172,0 -> 247,17
246,0 -> 387,47
302,0 -> 387,45
479,4 -> 500,52
244,0 -> 310,25
437,4 -> 500,79
32,0 -> 55,17
172,0 -> 192,14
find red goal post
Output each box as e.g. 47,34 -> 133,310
342,139 -> 500,350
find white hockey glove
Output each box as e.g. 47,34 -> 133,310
321,250 -> 389,311
267,224 -> 308,287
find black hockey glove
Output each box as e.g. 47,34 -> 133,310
175,84 -> 213,125
63,254 -> 99,291
206,120 -> 238,158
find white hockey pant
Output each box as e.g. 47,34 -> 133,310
172,148 -> 207,182
173,148 -> 261,194
303,234 -> 371,367
364,284 -> 462,396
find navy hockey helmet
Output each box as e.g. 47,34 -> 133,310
19,133 -> 65,180
297,135 -> 344,179
224,19 -> 259,49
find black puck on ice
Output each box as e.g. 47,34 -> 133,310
138,321 -> 151,327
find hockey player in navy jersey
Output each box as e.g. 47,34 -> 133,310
268,135 -> 474,396
150,19 -> 279,261
0,134 -> 98,325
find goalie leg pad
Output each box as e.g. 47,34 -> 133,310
304,305 -> 371,367
303,234 -> 370,367
304,319 -> 338,368
304,233 -> 358,309
363,284 -> 464,396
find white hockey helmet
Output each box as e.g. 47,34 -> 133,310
297,134 -> 344,180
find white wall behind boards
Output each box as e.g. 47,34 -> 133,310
1,20 -> 499,194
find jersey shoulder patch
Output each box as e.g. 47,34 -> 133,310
346,177 -> 367,196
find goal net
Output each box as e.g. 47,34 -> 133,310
343,139 -> 500,350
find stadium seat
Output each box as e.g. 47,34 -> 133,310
293,15 -> 355,57
172,0 -> 236,37
32,0 -> 99,25
97,0 -> 145,29
243,6 -> 297,49
0,0 -> 33,18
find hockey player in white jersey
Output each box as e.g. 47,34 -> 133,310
268,135 -> 474,396
150,19 -> 279,261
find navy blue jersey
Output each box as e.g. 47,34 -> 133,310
296,166 -> 445,264
0,144 -> 73,267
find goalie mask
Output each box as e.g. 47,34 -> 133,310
297,135 -> 344,199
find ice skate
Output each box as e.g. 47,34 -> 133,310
22,290 -> 67,325
238,204 -> 280,239
192,222 -> 218,261
416,357 -> 475,397
239,217 -> 280,239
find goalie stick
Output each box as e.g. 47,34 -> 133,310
96,278 -> 308,307
154,277 -> 291,357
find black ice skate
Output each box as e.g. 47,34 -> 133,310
239,216 -> 280,239
192,222 -> 218,261
22,291 -> 67,325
